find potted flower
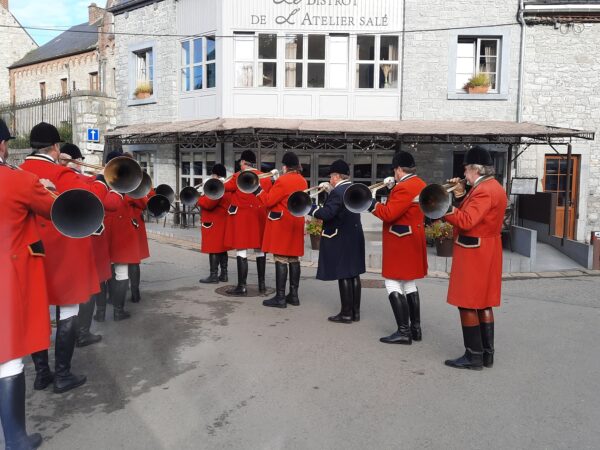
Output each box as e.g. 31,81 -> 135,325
425,221 -> 454,257
464,73 -> 490,94
306,217 -> 323,251
134,81 -> 153,99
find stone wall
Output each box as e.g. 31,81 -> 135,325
113,0 -> 178,126
520,23 -> 600,242
0,6 -> 37,104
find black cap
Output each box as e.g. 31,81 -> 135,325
30,122 -> 62,149
392,151 -> 416,169
105,151 -> 123,163
282,151 -> 300,168
328,159 -> 350,176
61,143 -> 83,160
0,118 -> 15,141
212,163 -> 226,178
240,150 -> 256,164
464,146 -> 493,166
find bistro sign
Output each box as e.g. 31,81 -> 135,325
237,0 -> 398,31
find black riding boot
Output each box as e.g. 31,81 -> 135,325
0,372 -> 43,450
351,276 -> 361,322
199,254 -> 220,284
112,279 -> 131,321
31,351 -> 53,391
76,296 -> 102,347
218,252 -> 229,282
53,316 -> 87,393
226,257 -> 248,296
93,282 -> 108,322
481,322 -> 495,368
256,255 -> 267,294
286,261 -> 301,306
129,264 -> 141,303
444,326 -> 484,370
263,262 -> 288,308
329,279 -> 353,323
380,292 -> 412,344
406,290 -> 422,341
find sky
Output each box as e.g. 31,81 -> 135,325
10,0 -> 92,45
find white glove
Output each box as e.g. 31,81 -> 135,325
384,177 -> 396,190
319,181 -> 332,193
270,169 -> 280,180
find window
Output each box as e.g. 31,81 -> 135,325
39,82 -> 46,100
329,35 -> 348,89
234,34 -> 255,87
258,34 -> 277,87
285,34 -> 303,88
134,48 -> 154,93
455,38 -> 500,92
89,72 -> 99,91
180,36 -> 216,92
134,151 -> 155,180
307,35 -> 325,88
181,150 -> 216,189
356,35 -> 398,89
60,78 -> 68,95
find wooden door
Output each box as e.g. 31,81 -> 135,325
543,154 -> 580,239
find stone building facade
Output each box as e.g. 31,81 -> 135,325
0,0 -> 37,104
109,0 -> 598,243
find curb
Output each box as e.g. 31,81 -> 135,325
147,231 -> 600,281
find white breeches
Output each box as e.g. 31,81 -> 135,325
384,279 -> 418,296
59,304 -> 80,320
236,250 -> 265,258
0,358 -> 24,379
114,263 -> 129,281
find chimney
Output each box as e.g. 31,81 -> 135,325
88,3 -> 104,25
1,0 -> 9,11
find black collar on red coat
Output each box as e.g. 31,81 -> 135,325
25,154 -> 56,164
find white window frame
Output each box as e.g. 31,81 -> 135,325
355,34 -> 400,90
455,37 -> 500,94
128,41 -> 157,106
234,34 -> 255,88
180,35 -> 216,92
257,33 -> 278,88
448,26 -> 511,100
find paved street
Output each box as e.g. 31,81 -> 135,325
6,239 -> 600,450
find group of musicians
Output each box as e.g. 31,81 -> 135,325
1,117 -> 507,449
1,120 -> 152,449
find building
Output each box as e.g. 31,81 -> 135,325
106,0 -> 597,253
0,0 -> 37,104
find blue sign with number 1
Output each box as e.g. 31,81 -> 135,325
87,128 -> 100,142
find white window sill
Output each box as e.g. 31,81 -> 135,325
448,92 -> 509,101
128,97 -> 157,106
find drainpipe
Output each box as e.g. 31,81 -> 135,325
517,0 -> 526,123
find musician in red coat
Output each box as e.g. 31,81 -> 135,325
370,151 -> 428,345
0,120 -> 53,449
103,152 -> 140,321
223,150 -> 273,296
20,122 -> 107,394
255,152 -> 307,308
198,164 -> 232,284
443,146 -> 507,370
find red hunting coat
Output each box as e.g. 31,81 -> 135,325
223,170 -> 272,250
445,177 -> 507,309
372,175 -> 428,281
258,172 -> 308,257
0,164 -> 54,363
129,195 -> 150,260
104,193 -> 141,264
198,191 -> 232,254
20,156 -> 103,305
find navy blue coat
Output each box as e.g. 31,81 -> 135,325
312,180 -> 366,281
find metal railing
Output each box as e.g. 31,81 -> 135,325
0,93 -> 72,139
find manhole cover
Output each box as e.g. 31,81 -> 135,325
215,284 -> 275,297
361,279 -> 385,289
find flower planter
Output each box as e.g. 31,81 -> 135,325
435,238 -> 454,257
467,85 -> 489,94
309,234 -> 321,251
135,92 -> 151,100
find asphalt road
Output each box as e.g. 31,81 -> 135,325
5,239 -> 600,449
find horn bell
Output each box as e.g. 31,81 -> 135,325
287,191 -> 313,217
155,184 -> 175,204
179,186 -> 200,207
343,183 -> 374,214
147,194 -> 171,219
128,172 -> 152,199
237,171 -> 259,194
104,156 -> 143,193
418,184 -> 452,220
203,178 -> 225,200
51,189 -> 105,239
